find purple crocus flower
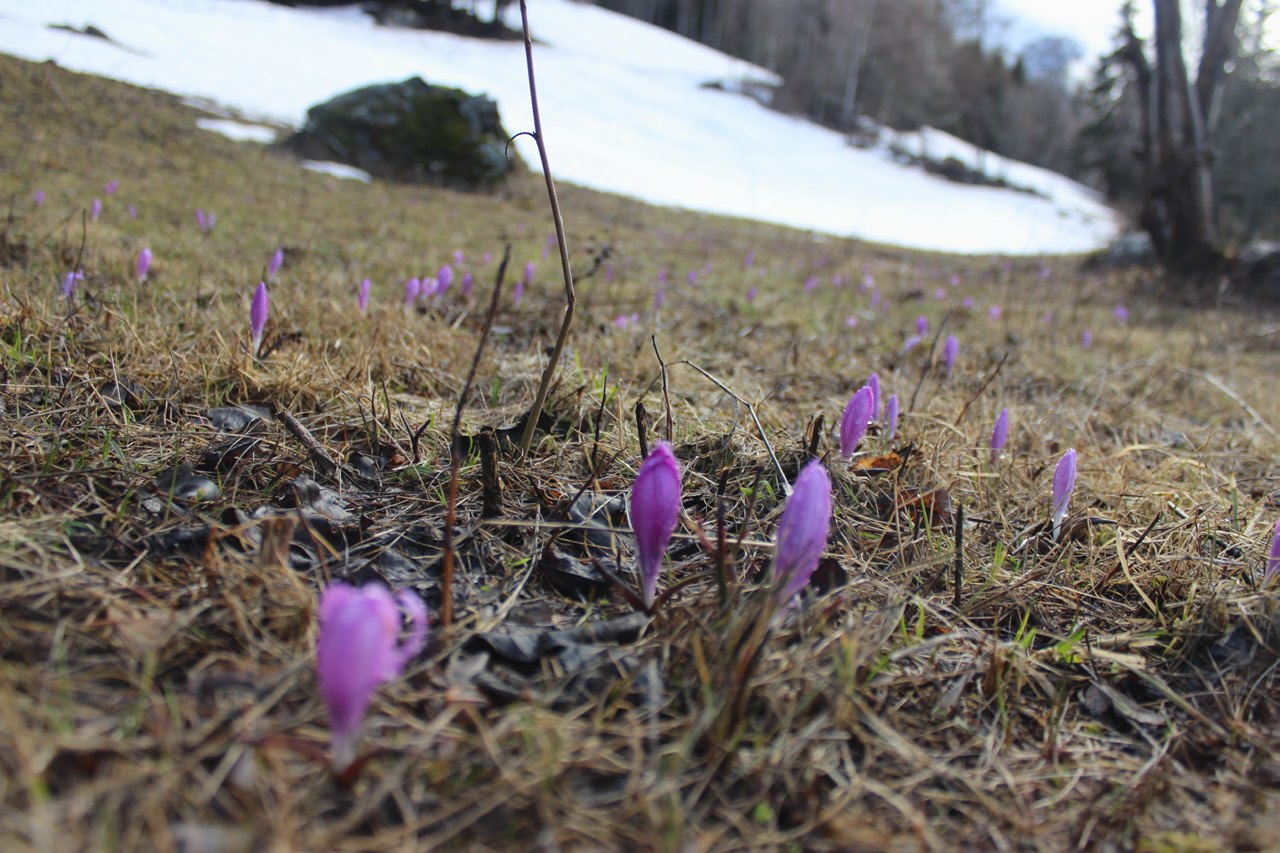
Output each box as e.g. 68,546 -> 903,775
884,394 -> 900,441
358,278 -> 371,313
316,582 -> 427,771
845,316 -> 858,329
62,270 -> 84,299
840,385 -> 874,458
901,334 -> 923,355
524,261 -> 535,286
437,264 -> 453,295
866,372 -> 881,420
195,209 -> 209,233
744,249 -> 755,269
934,287 -> 947,300
267,248 -> 284,281
990,407 -> 1009,463
512,277 -> 525,306
420,278 -> 438,299
655,286 -> 665,309
1265,520 -> 1280,588
961,296 -> 975,309
460,271 -> 473,297
1081,329 -> 1093,349
804,276 -> 819,292
250,282 -> 269,357
1113,304 -> 1129,323
657,270 -> 668,286
127,204 -> 138,219
746,286 -> 758,303
90,198 -> 102,221
453,249 -> 465,264
772,460 -> 833,601
942,335 -> 959,374
33,190 -> 45,207
404,277 -> 421,306
915,315 -> 929,335
136,247 -> 152,282
1052,449 -> 1077,540
687,269 -> 697,284
630,441 -> 681,608
482,251 -> 493,264
614,314 -> 631,329
104,179 -> 119,196
988,304 -> 1003,320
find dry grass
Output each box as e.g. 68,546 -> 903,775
1,54 -> 1278,852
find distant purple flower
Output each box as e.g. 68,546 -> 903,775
604,265 -> 614,284
840,385 -> 874,458
655,286 -> 665,309
358,278 -> 371,313
1038,263 -> 1051,281
512,277 -> 525,306
33,190 -> 44,208
949,273 -> 961,287
317,582 -> 427,771
1081,328 -> 1093,349
942,335 -> 959,374
866,372 -> 881,420
127,205 -> 138,219
901,334 -> 922,355
845,315 -> 858,329
1052,449 -> 1077,540
267,248 -> 284,281
453,249 -> 465,264
657,270 -> 668,286
136,247 -> 152,282
687,269 -> 697,284
961,296 -> 975,308
884,394 -> 900,441
422,277 -> 440,299
460,271 -> 473,297
870,289 -> 881,309
744,249 -> 755,269
988,304 -> 1002,320
524,261 -> 535,287
1113,304 -> 1129,323
90,198 -> 102,221
915,315 -> 928,335
482,251 -> 493,264
804,276 -> 819,292
1265,520 -> 1280,588
250,282 -> 269,357
773,460 -> 833,602
62,270 -> 84,299
861,273 -> 874,291
104,179 -> 119,196
614,314 -> 631,329
990,407 -> 1009,463
404,277 -> 421,306
934,287 -> 947,300
631,442 -> 681,608
437,264 -> 453,295
746,286 -> 758,303
195,209 -> 214,233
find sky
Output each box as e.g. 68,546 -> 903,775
995,0 -> 1126,73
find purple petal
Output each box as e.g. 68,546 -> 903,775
1052,449 -> 1077,537
839,386 -> 874,457
631,442 -> 681,607
773,460 -> 832,601
990,408 -> 1009,463
1266,520 -> 1280,587
358,278 -> 371,313
251,282 -> 269,355
437,264 -> 453,294
136,248 -> 152,282
942,336 -> 959,373
885,394 -> 899,441
267,248 -> 284,281
866,373 -> 881,421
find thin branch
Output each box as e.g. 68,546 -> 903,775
518,0 -> 576,455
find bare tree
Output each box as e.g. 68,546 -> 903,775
1113,0 -> 1244,270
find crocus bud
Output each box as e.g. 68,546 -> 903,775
866,372 -> 881,421
404,277 -> 421,306
33,190 -> 44,207
524,261 -> 535,285
512,277 -> 525,306
915,315 -> 928,335
460,272 -> 473,297
267,248 -> 284,281
358,278 -> 371,313
62,270 -> 84,299
1081,329 -> 1093,349
942,335 -> 959,374
991,407 -> 1009,463
1266,520 -> 1280,588
104,179 -> 119,196
901,334 -> 922,355
840,386 -> 874,458
195,209 -> 207,232
90,198 -> 102,221
453,249 -> 465,264
988,305 -> 1002,319
437,264 -> 453,295
251,282 -> 269,357
746,286 -> 757,303
316,582 -> 427,771
1052,449 -> 1077,540
885,394 -> 899,441
630,441 -> 681,608
136,247 -> 152,282
773,460 -> 833,601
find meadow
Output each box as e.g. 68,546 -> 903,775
1,53 -> 1278,850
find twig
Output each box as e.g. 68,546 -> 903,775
676,359 -> 790,495
952,502 -> 964,609
479,427 -> 502,519
908,310 -> 953,413
442,246 -> 510,628
518,0 -> 576,456
635,401 -> 650,460
651,335 -> 674,443
276,408 -> 339,479
953,352 -> 1010,426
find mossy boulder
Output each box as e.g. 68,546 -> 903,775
286,77 -> 515,188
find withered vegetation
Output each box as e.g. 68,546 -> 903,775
1,54 -> 1278,851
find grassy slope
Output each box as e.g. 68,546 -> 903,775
0,53 -> 1278,851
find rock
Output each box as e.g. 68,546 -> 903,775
285,77 -> 516,188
